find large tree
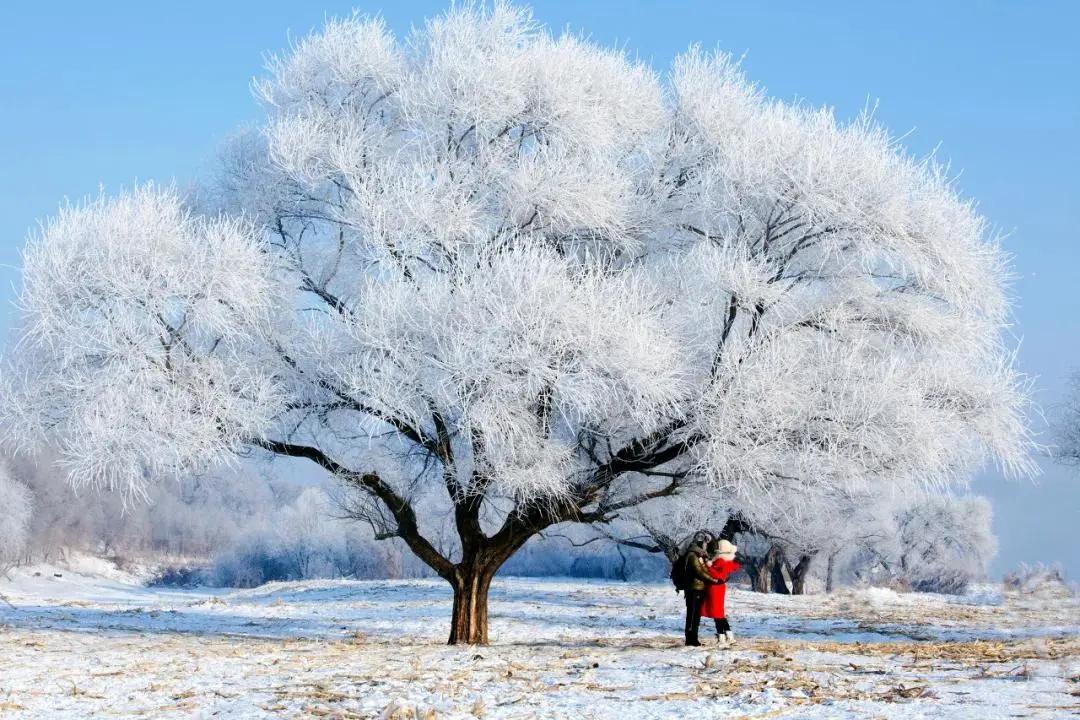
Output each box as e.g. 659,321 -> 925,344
3,3 -> 1032,643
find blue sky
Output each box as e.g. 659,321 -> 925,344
1,1 -> 1076,577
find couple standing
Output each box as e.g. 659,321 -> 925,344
680,532 -> 741,647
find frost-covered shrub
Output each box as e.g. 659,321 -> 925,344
0,465 -> 33,573
906,570 -> 966,594
1003,563 -> 1075,598
150,564 -> 208,588
208,523 -> 292,587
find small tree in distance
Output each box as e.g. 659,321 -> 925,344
1054,371 -> 1080,466
3,3 -> 1034,644
0,464 -> 32,575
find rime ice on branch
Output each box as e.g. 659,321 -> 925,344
3,2 -> 1034,643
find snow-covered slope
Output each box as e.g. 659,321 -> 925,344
1,570 -> 1076,718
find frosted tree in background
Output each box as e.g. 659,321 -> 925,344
3,3 -> 1033,643
0,465 -> 33,574
1054,371 -> 1080,466
733,483 -> 901,594
891,494 -> 997,593
730,486 -> 993,595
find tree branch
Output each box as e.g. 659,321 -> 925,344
251,437 -> 455,579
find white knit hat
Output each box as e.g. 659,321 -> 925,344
717,539 -> 737,559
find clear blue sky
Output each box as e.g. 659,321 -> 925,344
1,1 -> 1076,577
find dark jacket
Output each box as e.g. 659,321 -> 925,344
684,544 -> 715,593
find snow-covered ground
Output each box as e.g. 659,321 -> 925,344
1,563 -> 1077,719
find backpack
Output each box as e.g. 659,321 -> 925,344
670,553 -> 690,593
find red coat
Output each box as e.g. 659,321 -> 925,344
701,558 -> 741,619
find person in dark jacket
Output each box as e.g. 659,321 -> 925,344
681,531 -> 716,646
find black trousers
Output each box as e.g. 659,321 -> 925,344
713,617 -> 731,635
683,590 -> 705,644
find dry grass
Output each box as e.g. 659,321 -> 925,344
6,625 -> 1074,718
747,635 -> 1080,663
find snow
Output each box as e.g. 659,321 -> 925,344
1,567 -> 1077,718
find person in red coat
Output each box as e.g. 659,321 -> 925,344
701,538 -> 741,646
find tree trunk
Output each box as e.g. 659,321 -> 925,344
448,560 -> 496,645
790,554 -> 813,595
444,516 -> 538,645
748,544 -> 786,593
615,545 -> 630,582
826,551 -> 837,593
749,559 -> 771,593
769,545 -> 790,595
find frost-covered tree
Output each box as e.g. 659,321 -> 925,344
816,493 -> 898,593
1053,371 -> 1080,466
734,483 -> 899,594
813,491 -> 997,594
276,487 -> 348,579
891,494 -> 997,593
0,464 -> 33,574
7,451 -> 108,563
3,3 -> 1033,643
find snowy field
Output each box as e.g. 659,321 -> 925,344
1,564 -> 1077,719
